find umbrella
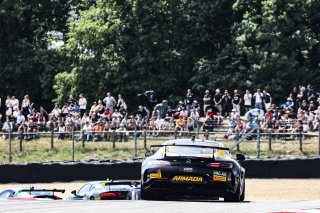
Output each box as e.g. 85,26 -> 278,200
244,108 -> 265,118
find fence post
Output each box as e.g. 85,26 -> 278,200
51,128 -> 54,149
19,130 -> 23,152
236,143 -> 240,152
174,129 -> 178,139
268,131 -> 272,151
72,121 -> 75,161
299,121 -> 303,152
8,122 -> 12,163
256,119 -> 260,158
134,123 -> 138,158
196,121 -> 199,139
82,130 -> 85,148
205,129 -> 209,140
112,130 -> 116,149
143,126 -> 147,149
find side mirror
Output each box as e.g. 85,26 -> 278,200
71,190 -> 77,196
236,154 -> 245,161
145,150 -> 154,157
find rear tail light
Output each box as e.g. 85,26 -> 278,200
209,162 -> 233,169
147,160 -> 170,167
100,192 -> 117,197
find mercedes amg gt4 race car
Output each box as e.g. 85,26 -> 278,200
0,187 -> 65,200
141,139 -> 246,202
67,180 -> 140,200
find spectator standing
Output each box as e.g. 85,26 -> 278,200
184,89 -> 194,111
149,91 -> 158,111
203,90 -> 212,114
21,95 -> 31,118
103,92 -> 116,112
297,86 -> 307,106
11,96 -> 19,111
262,90 -> 272,110
253,89 -> 263,109
290,86 -> 299,112
243,90 -> 252,112
222,90 -> 232,117
66,94 -> 76,106
116,94 -> 127,111
232,90 -> 242,114
79,93 -> 87,118
213,89 -> 222,113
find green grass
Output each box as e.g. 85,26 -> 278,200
0,136 -> 319,163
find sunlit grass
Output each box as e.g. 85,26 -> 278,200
0,134 -> 319,163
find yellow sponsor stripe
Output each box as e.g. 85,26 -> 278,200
172,176 -> 203,182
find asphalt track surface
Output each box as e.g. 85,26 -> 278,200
0,200 -> 319,213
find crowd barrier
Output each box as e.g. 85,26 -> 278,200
1,158 -> 320,183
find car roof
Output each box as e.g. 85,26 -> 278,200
162,139 -> 225,148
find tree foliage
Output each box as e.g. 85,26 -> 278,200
0,0 -> 319,110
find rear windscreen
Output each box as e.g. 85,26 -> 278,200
155,146 -> 230,159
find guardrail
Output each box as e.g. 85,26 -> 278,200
1,119 -> 320,163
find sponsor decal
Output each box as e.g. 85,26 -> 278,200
213,171 -> 227,182
150,173 -> 162,179
186,159 -> 192,164
183,167 -> 193,172
172,176 -> 203,182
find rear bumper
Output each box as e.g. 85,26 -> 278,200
142,179 -> 237,198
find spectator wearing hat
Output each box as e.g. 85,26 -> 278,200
213,89 -> 222,113
284,97 -> 294,110
243,90 -> 252,112
203,90 -> 212,114
232,90 -> 242,114
222,90 -> 232,117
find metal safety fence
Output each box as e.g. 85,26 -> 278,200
1,119 -> 320,163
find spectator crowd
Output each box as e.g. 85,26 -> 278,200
1,84 -> 319,141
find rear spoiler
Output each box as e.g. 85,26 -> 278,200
102,181 -> 140,187
20,187 -> 65,195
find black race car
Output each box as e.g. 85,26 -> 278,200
141,138 -> 246,202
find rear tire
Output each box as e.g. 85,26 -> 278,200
141,187 -> 156,200
141,187 -> 165,201
224,182 -> 243,202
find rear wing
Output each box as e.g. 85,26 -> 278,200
20,187 -> 65,195
101,180 -> 140,187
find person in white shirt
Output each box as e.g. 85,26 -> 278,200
243,90 -> 252,112
79,93 -> 87,117
5,96 -> 12,110
253,89 -> 263,109
16,112 -> 26,126
11,96 -> 19,111
13,108 -> 20,118
103,92 -> 116,112
21,95 -> 31,118
82,122 -> 92,141
58,124 -> 66,140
